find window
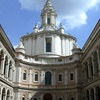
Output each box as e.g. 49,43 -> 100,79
34,98 -> 37,100
59,74 -> 62,82
47,18 -> 50,25
59,97 -> 62,100
70,73 -> 74,80
23,71 -> 26,80
22,96 -> 25,100
34,72 -> 38,82
46,38 -> 52,52
45,71 -> 52,85
71,97 -> 74,100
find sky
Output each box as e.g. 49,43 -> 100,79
0,0 -> 100,49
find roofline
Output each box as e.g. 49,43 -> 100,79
82,19 -> 100,51
0,24 -> 15,58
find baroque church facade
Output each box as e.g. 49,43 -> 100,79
0,0 -> 100,100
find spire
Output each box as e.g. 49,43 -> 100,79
40,0 -> 57,30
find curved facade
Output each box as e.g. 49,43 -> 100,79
0,0 -> 100,100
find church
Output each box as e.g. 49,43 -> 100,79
0,0 -> 100,100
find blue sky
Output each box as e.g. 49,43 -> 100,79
0,0 -> 100,48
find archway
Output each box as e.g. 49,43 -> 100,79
44,93 -> 52,100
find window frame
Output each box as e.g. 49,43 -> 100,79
23,70 -> 27,81
34,72 -> 38,82
70,72 -> 74,81
58,73 -> 63,82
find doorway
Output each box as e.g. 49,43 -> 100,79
44,93 -> 52,100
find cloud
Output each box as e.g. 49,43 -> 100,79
19,0 -> 100,30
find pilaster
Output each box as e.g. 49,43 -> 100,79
97,47 -> 100,75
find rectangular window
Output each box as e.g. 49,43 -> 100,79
34,98 -> 37,100
71,97 -> 74,100
23,72 -> 26,80
70,73 -> 74,80
47,18 -> 50,25
46,38 -> 52,52
59,98 -> 62,100
35,73 -> 38,81
59,74 -> 62,81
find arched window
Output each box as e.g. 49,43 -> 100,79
86,90 -> 89,100
96,86 -> 100,100
89,57 -> 93,76
0,50 -> 4,71
4,56 -> 8,76
23,71 -> 27,80
6,90 -> 10,100
93,51 -> 99,74
45,71 -> 52,85
1,88 -> 6,100
22,95 -> 25,100
44,93 -> 52,100
91,89 -> 94,100
85,62 -> 89,79
34,72 -> 38,82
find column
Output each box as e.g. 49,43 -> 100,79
64,69 -> 67,85
3,93 -> 6,100
94,87 -> 96,100
29,69 -> 32,84
6,62 -> 10,78
40,93 -> 43,100
41,71 -> 45,85
12,69 -> 15,82
53,94 -> 55,100
28,93 -> 32,100
9,67 -> 12,81
0,87 -> 1,100
53,70 -> 56,85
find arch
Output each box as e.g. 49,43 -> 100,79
96,86 -> 100,100
1,88 -> 6,100
93,51 -> 99,74
22,95 -> 25,100
85,62 -> 89,79
6,90 -> 10,100
45,71 -> 52,85
0,50 -> 4,71
4,56 -> 8,75
44,93 -> 52,100
91,88 -> 94,100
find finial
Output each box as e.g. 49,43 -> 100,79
60,23 -> 63,28
35,23 -> 38,28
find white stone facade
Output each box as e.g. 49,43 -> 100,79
0,0 -> 100,100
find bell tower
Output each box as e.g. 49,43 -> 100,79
40,0 -> 57,29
